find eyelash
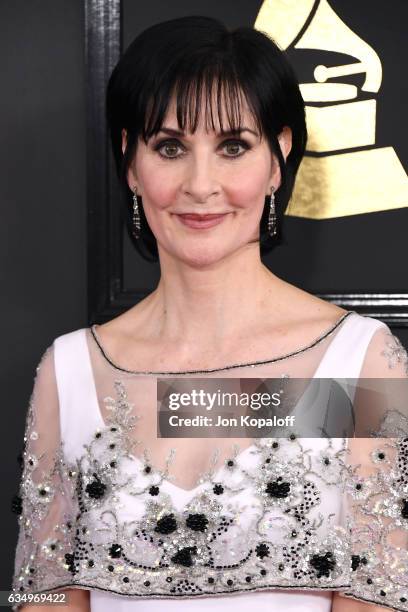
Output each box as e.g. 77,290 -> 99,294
153,138 -> 251,161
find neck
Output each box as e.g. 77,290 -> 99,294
138,244 -> 286,348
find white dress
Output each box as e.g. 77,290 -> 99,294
11,310 -> 408,611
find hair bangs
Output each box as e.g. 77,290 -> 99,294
141,63 -> 263,143
107,15 -> 307,261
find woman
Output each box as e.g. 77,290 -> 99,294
12,15 -> 408,612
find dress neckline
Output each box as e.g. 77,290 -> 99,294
89,309 -> 356,376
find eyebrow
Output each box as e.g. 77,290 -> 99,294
157,126 -> 259,138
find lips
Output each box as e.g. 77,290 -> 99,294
177,213 -> 227,220
175,212 -> 229,229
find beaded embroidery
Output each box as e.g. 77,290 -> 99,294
11,371 -> 408,611
382,332 -> 408,376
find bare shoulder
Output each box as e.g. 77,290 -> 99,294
95,293 -> 154,337
93,281 -> 348,358
92,292 -> 156,357
265,279 -> 349,335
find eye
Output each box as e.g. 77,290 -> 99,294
154,139 -> 250,159
222,139 -> 250,158
154,140 -> 182,159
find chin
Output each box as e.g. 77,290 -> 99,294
178,247 -> 229,268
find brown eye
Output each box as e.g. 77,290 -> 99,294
154,139 -> 184,160
161,143 -> 180,158
225,143 -> 240,156
222,140 -> 249,157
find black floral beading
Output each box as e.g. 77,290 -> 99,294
265,478 -> 291,498
155,513 -> 178,534
309,551 -> 336,578
11,375 -> 408,612
185,513 -> 209,532
85,474 -> 107,499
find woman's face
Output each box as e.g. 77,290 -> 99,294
124,93 -> 292,267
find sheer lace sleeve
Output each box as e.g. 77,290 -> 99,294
341,324 -> 408,610
359,324 -> 408,379
11,343 -> 79,610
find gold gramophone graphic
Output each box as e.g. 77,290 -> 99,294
254,0 -> 408,219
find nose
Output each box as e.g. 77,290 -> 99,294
181,155 -> 220,204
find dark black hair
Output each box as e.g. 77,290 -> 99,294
106,15 -> 307,262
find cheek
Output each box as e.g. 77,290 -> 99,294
135,149 -> 271,213
226,164 -> 269,210
146,183 -> 176,209
136,161 -> 178,210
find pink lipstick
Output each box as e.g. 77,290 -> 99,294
176,213 -> 229,229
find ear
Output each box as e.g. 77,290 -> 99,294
122,128 -> 137,190
269,126 -> 293,188
121,128 -> 127,155
278,126 -> 292,162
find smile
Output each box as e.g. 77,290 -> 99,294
175,213 -> 230,229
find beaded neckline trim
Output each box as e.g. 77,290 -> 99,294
89,310 -> 355,376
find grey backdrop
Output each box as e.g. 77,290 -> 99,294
1,0 -> 86,595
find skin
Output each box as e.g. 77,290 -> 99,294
130,94 -> 289,273
100,90 -> 349,371
19,589 -> 90,612
95,86 -> 352,492
332,595 -> 392,611
53,90 -> 388,611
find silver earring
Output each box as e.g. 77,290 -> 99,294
267,186 -> 277,237
132,187 -> 141,239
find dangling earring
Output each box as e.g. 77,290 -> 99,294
267,186 -> 277,237
132,187 -> 141,239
